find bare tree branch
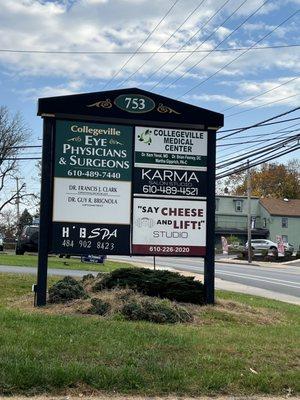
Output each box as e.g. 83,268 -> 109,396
0,106 -> 31,212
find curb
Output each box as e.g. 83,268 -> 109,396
216,259 -> 297,268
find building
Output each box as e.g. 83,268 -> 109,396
259,198 -> 300,250
215,195 -> 300,250
215,195 -> 268,245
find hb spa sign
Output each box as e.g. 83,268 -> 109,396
36,88 -> 223,306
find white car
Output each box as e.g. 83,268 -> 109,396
245,239 -> 294,254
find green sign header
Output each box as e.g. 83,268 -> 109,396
55,120 -> 133,181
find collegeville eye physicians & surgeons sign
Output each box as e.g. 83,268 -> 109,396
36,88 -> 223,306
52,120 -> 132,254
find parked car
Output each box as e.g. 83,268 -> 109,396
81,254 -> 107,263
0,235 -> 3,252
15,225 -> 39,255
245,239 -> 294,254
283,243 -> 295,253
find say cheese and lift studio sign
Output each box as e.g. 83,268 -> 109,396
38,91 -> 219,257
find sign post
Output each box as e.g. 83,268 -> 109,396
36,117 -> 54,306
36,89 -> 223,306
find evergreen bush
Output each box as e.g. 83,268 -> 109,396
48,276 -> 86,303
82,273 -> 95,282
93,267 -> 204,304
121,297 -> 193,324
90,298 -> 111,315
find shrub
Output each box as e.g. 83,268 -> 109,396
115,288 -> 136,302
121,298 -> 193,324
90,298 -> 111,315
48,276 -> 86,303
82,273 -> 95,282
94,268 -> 204,305
96,272 -> 105,279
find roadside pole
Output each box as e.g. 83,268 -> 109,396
247,160 -> 252,264
36,117 -> 53,306
204,129 -> 216,304
15,177 -> 20,235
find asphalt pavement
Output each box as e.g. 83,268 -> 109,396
0,256 -> 299,304
110,255 -> 300,303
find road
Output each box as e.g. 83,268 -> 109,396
111,256 -> 300,299
0,256 -> 299,304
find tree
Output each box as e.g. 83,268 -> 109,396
19,208 -> 33,232
225,160 -> 300,199
0,106 -> 30,213
0,208 -> 17,239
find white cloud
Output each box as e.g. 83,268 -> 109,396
0,0 -> 298,89
21,80 -> 87,99
188,93 -> 240,105
184,76 -> 300,111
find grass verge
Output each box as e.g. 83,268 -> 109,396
0,253 -> 133,272
0,273 -> 299,397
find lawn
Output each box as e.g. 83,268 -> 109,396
0,273 -> 299,396
0,253 -> 134,272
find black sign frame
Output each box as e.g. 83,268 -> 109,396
36,88 -> 223,307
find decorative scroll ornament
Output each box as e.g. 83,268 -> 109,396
157,103 -> 181,114
87,99 -> 112,109
68,135 -> 82,142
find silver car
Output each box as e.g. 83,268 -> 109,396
245,239 -> 294,254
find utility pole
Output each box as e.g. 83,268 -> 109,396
15,177 -> 21,235
247,160 -> 252,264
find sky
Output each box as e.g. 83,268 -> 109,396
0,0 -> 299,211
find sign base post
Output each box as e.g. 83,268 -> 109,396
36,118 -> 53,307
204,129 -> 217,305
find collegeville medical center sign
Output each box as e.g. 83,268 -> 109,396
36,88 -> 223,306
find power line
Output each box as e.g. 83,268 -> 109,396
116,0 -> 206,88
179,9 -> 300,97
101,0 -> 180,90
217,138 -> 300,176
149,0 -> 232,90
218,116 -> 300,134
5,157 -> 41,161
216,143 -> 300,179
217,122 -> 300,158
222,76 -> 299,112
217,130 -> 299,147
0,44 -> 299,55
217,134 -> 299,169
160,0 -> 267,93
218,125 -> 300,142
240,139 -> 300,167
217,130 -> 299,162
217,132 -> 299,166
226,93 -> 300,118
217,107 -> 300,140
7,145 -> 42,149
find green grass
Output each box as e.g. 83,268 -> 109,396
0,273 -> 299,396
0,253 -> 134,272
